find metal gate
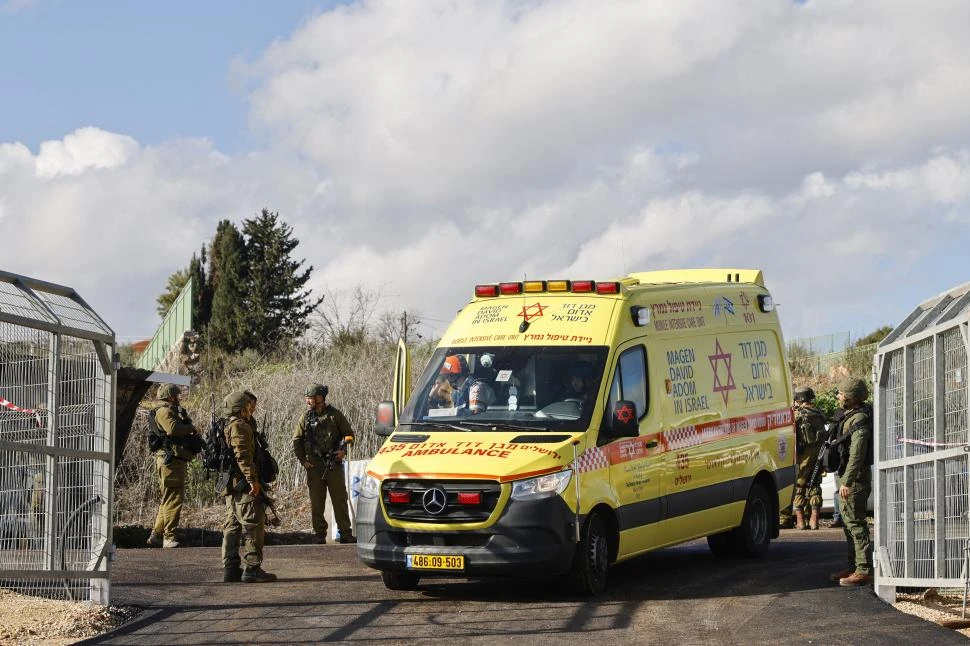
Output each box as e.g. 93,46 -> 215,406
874,280 -> 970,602
0,270 -> 115,603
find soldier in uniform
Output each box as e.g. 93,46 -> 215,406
792,386 -> 827,530
828,377 -> 874,587
147,384 -> 201,549
293,384 -> 356,544
221,390 -> 276,583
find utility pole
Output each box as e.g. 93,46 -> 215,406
401,311 -> 408,344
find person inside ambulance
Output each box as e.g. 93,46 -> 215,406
555,363 -> 594,409
428,354 -> 494,415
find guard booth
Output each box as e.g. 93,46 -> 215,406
874,280 -> 970,603
0,270 -> 116,603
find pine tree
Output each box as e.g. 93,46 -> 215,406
207,220 -> 249,352
241,208 -> 323,351
187,247 -> 211,331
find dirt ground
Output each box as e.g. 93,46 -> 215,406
0,589 -> 141,646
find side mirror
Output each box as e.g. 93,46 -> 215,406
604,400 -> 639,439
374,401 -> 396,437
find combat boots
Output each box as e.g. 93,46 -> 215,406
794,509 -> 806,530
829,569 -> 854,583
242,567 -> 277,583
338,534 -> 357,544
223,567 -> 242,583
809,508 -> 820,530
839,572 -> 873,587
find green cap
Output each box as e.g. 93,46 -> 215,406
157,384 -> 180,400
304,384 -> 328,398
223,390 -> 251,416
838,377 -> 868,403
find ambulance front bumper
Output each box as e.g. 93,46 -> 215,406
355,495 -> 579,577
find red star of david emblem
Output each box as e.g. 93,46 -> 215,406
616,403 -> 635,424
708,338 -> 736,406
518,302 -> 547,322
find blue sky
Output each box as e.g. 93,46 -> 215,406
1,0 -> 968,344
0,1 -> 339,153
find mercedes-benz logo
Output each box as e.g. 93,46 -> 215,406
422,487 -> 447,515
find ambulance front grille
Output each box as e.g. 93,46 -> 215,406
381,479 -> 502,523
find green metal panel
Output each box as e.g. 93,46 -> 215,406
136,278 -> 194,371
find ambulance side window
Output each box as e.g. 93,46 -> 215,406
608,346 -> 649,420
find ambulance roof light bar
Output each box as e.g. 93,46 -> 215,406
473,279 -> 621,297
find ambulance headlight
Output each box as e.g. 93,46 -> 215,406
360,474 -> 381,499
510,470 -> 572,500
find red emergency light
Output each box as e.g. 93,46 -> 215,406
387,491 -> 412,504
475,284 -> 499,298
499,282 -> 523,295
596,281 -> 620,295
571,280 -> 595,293
457,492 -> 482,505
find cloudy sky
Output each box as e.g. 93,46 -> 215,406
2,0 -> 968,346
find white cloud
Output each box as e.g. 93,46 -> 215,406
34,127 -> 140,178
3,0 -> 970,343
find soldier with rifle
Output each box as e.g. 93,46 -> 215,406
220,390 -> 277,583
293,383 -> 356,544
147,384 -> 202,549
792,386 -> 828,530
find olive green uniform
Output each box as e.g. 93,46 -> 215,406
222,414 -> 266,570
837,405 -> 873,575
293,405 -> 355,539
151,401 -> 197,542
793,405 -> 827,513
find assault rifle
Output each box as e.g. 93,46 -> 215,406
321,435 -> 354,474
806,410 -> 848,492
232,477 -> 282,527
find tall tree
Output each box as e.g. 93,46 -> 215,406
187,246 -> 212,331
241,209 -> 323,351
156,268 -> 190,319
207,220 -> 249,352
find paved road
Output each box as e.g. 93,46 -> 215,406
81,528 -> 966,645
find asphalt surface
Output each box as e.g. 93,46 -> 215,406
80,528 -> 967,645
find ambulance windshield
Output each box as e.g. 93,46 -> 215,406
401,346 -> 609,431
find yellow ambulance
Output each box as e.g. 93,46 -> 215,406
357,269 -> 795,594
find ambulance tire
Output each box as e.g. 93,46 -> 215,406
569,512 -> 610,595
707,483 -> 772,558
381,570 -> 420,591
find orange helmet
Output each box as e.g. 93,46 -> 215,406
440,355 -> 468,376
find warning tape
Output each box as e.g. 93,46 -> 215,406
897,437 -> 967,448
0,397 -> 36,414
0,397 -> 44,427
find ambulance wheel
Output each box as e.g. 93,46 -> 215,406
569,512 -> 610,595
733,483 -> 772,557
381,570 -> 420,591
707,483 -> 771,558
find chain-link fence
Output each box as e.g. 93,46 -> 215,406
874,281 -> 970,603
0,270 -> 115,603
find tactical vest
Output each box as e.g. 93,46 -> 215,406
835,405 -> 873,474
302,409 -> 339,460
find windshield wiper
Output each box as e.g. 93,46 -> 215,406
397,421 -> 473,432
447,420 -> 550,432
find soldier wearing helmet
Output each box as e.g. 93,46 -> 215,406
221,389 -> 276,583
829,377 -> 873,588
293,383 -> 356,544
790,385 -> 827,530
146,383 -> 201,549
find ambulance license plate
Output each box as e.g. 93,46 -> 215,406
406,554 -> 464,571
